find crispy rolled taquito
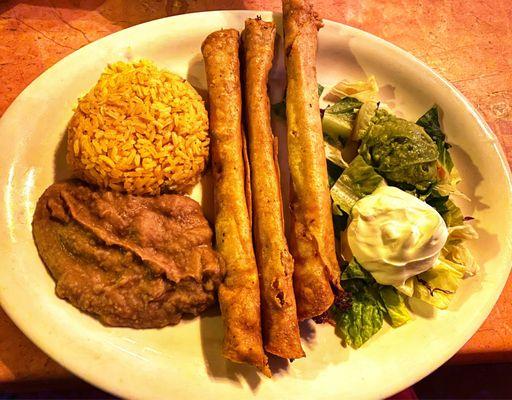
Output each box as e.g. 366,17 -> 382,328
282,0 -> 341,320
242,18 -> 305,359
201,29 -> 270,376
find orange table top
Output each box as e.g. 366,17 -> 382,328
1,0 -> 511,384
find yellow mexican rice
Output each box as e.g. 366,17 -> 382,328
67,60 -> 209,195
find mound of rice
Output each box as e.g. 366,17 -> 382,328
67,60 -> 209,195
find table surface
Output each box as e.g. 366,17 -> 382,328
1,0 -> 511,384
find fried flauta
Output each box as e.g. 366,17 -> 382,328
201,29 -> 270,376
242,18 -> 305,359
282,0 -> 341,320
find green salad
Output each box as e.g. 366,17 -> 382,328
323,77 -> 478,348
277,77 -> 479,349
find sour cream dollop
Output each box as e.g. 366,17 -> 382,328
347,186 -> 448,286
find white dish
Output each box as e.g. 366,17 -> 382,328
0,10 -> 511,400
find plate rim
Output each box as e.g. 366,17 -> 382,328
0,9 -> 511,399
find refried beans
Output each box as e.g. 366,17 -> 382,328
32,180 -> 224,328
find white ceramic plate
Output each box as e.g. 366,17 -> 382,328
0,10 -> 511,400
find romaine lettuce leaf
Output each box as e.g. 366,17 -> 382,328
413,258 -> 464,309
333,279 -> 384,349
333,258 -> 414,347
325,141 -> 349,169
425,191 -> 449,211
442,242 -> 479,277
426,192 -> 464,227
417,105 -> 454,173
318,84 -> 325,97
379,286 -> 411,327
441,199 -> 465,227
322,97 -> 362,144
353,101 -> 378,140
434,165 -> 469,200
342,258 -> 375,281
359,117 -> 439,191
442,224 -> 479,276
395,278 -> 415,297
448,223 -> 479,241
330,155 -> 385,213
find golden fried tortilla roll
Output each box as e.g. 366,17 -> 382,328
242,18 -> 305,359
201,29 -> 270,376
282,0 -> 341,320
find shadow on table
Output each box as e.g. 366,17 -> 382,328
0,378 -> 117,399
415,362 -> 512,399
4,363 -> 512,399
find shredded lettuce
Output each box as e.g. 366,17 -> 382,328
379,286 -> 411,327
330,155 -> 385,213
329,76 -> 379,103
